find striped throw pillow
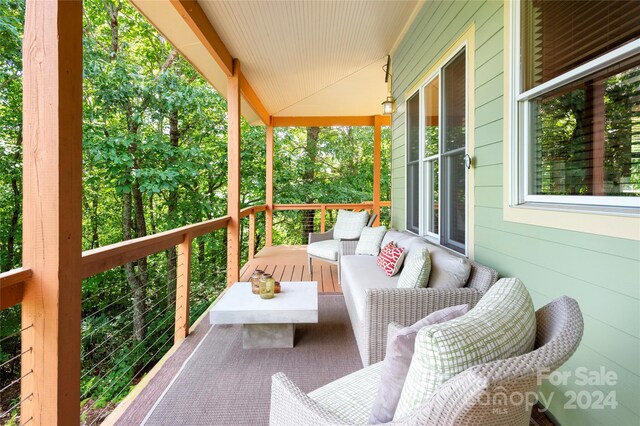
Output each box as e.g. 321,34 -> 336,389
376,242 -> 406,277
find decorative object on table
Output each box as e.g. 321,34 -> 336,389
210,281 -> 318,349
274,281 -> 281,293
251,269 -> 265,294
260,274 -> 275,299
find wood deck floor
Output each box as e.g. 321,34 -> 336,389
239,245 -> 341,293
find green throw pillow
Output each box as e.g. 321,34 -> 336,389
397,245 -> 431,288
394,277 -> 537,419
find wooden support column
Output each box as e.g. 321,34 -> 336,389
248,212 -> 256,260
21,0 -> 83,423
227,59 -> 241,286
265,125 -> 274,246
373,115 -> 383,226
175,235 -> 192,342
320,205 -> 326,233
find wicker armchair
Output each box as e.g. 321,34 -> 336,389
307,213 -> 377,279
270,296 -> 584,425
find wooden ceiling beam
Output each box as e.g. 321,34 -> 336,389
170,0 -> 271,125
271,115 -> 391,127
240,71 -> 270,125
170,0 -> 234,76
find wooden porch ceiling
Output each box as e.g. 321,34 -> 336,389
129,0 -> 421,125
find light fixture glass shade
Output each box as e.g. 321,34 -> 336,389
382,96 -> 396,115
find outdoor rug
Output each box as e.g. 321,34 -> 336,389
142,294 -> 363,426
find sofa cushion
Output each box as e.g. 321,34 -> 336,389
307,239 -> 340,261
376,242 -> 406,276
309,362 -> 383,424
334,210 -> 369,240
381,230 -> 417,250
369,304 -> 470,424
397,244 -> 431,288
394,278 -> 537,419
426,244 -> 472,289
341,255 -> 399,324
356,226 -> 387,256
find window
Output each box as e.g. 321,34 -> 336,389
513,0 -> 640,210
407,48 -> 467,254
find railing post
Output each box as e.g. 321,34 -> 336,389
175,234 -> 192,342
249,211 -> 256,260
320,205 -> 326,233
21,0 -> 83,423
265,125 -> 274,246
227,59 -> 241,286
373,115 -> 382,226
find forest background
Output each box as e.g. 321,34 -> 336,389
0,0 -> 390,423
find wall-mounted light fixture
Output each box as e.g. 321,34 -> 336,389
381,55 -> 396,115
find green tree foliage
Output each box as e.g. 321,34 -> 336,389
0,0 -> 389,422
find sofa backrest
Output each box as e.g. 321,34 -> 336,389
382,230 -> 498,293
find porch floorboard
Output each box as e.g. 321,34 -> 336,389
240,245 -> 340,293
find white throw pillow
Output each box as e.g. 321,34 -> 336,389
355,226 -> 387,256
397,245 -> 431,288
333,210 -> 369,240
369,304 -> 470,424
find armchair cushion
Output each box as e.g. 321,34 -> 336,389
307,239 -> 340,261
333,210 -> 369,240
355,226 -> 387,256
308,362 -> 383,424
395,278 -> 536,419
369,304 -> 470,424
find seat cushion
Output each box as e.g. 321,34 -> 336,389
395,278 -> 537,419
307,239 -> 340,261
356,226 -> 387,256
309,362 -> 383,424
341,255 -> 399,324
334,210 -> 369,240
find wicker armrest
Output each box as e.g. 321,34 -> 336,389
270,372 -> 349,425
339,240 -> 359,256
363,288 -> 483,366
308,229 -> 334,244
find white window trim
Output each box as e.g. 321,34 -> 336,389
405,43 -> 469,255
503,1 -> 640,241
510,0 -> 640,211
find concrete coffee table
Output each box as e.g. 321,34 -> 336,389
209,281 -> 318,349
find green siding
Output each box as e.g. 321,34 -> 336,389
390,1 -> 640,424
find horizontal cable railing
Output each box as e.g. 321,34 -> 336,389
270,202 -> 391,245
0,200 -> 390,425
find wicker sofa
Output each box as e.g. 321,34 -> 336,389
270,295 -> 584,425
340,230 -> 499,367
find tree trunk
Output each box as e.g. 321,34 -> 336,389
122,191 -> 147,341
3,133 -> 22,271
198,239 -> 206,284
301,127 -> 319,243
165,110 -> 180,307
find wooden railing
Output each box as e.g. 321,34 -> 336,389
0,201 -> 390,424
